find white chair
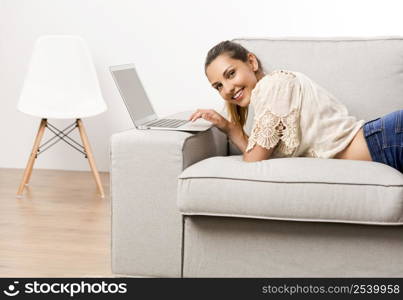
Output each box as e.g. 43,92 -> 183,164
17,35 -> 107,198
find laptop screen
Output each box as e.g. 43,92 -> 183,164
111,66 -> 155,123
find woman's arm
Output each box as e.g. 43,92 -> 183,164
226,122 -> 249,152
227,122 -> 275,162
188,109 -> 275,162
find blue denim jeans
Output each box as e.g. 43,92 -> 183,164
363,110 -> 403,173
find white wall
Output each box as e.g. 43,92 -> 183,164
1,0 -> 402,172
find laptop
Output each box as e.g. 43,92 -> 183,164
110,64 -> 213,132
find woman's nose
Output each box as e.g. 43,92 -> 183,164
223,84 -> 235,98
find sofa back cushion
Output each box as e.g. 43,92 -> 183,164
228,36 -> 403,155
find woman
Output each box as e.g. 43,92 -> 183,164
189,40 -> 402,173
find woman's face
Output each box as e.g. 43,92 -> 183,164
206,53 -> 262,107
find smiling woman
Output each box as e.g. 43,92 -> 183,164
190,42 -> 268,161
205,42 -> 265,108
199,41 -> 281,162
188,40 -> 402,172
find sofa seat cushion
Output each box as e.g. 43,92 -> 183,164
177,156 -> 403,225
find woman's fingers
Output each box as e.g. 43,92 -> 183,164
189,109 -> 221,123
188,112 -> 197,121
189,112 -> 199,122
189,110 -> 201,121
188,109 -> 227,131
189,109 -> 211,122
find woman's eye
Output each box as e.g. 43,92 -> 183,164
216,84 -> 222,91
229,70 -> 235,77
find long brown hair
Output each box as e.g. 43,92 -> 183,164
204,40 -> 264,139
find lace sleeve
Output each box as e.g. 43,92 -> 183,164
245,108 -> 300,154
245,70 -> 301,155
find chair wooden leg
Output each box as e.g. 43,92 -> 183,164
17,118 -> 47,197
76,119 -> 105,198
25,159 -> 35,185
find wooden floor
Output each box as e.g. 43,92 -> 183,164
0,168 -> 112,277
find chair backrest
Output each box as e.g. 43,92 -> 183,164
227,36 -> 403,155
18,35 -> 107,119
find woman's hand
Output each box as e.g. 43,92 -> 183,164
189,109 -> 230,133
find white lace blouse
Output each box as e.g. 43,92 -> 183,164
245,69 -> 366,159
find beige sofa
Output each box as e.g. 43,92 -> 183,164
110,36 -> 403,277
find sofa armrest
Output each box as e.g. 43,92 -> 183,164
110,126 -> 227,277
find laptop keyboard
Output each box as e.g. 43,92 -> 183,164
145,119 -> 189,128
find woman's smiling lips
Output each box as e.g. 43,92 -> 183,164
232,88 -> 244,101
